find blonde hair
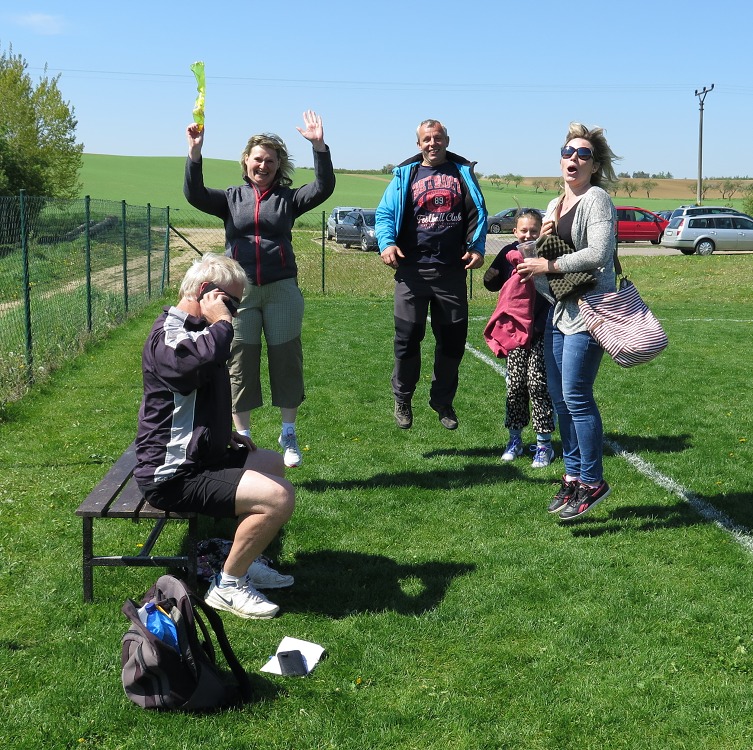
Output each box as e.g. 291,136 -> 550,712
179,253 -> 249,300
563,122 -> 620,189
240,133 -> 294,187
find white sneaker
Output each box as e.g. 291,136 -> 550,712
247,557 -> 294,589
531,444 -> 555,469
501,436 -> 523,462
204,575 -> 279,619
279,430 -> 302,468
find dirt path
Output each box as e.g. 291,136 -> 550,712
0,245 -> 195,317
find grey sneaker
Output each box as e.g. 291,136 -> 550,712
247,557 -> 294,589
278,429 -> 302,468
394,399 -> 413,429
531,444 -> 555,468
501,436 -> 523,462
429,400 -> 458,430
204,575 -> 280,619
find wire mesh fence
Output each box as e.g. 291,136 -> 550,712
0,193 -> 172,405
1,198 -> 481,405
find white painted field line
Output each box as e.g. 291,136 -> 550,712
671,318 -> 753,324
464,341 -> 506,377
606,440 -> 753,553
464,340 -> 753,552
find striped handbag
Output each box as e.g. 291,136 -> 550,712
578,276 -> 668,367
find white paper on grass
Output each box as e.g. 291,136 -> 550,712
260,636 -> 325,675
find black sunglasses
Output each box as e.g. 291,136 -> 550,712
561,146 -> 593,161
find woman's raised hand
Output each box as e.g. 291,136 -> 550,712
186,123 -> 204,161
296,110 -> 326,151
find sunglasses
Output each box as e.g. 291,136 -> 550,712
561,146 -> 594,161
198,282 -> 241,315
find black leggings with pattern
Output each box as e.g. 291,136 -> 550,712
504,334 -> 555,434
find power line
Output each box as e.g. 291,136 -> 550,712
26,67 -> 753,96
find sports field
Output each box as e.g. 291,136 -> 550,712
1,249 -> 752,748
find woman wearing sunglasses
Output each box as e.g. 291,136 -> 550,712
516,123 -> 619,521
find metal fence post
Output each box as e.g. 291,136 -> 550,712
20,190 -> 33,385
85,196 -> 92,331
321,210 -> 325,294
162,206 -> 170,292
146,203 -> 152,298
121,201 -> 128,314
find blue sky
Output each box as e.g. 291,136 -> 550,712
3,0 -> 752,179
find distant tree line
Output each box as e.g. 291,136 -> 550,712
690,179 -> 748,201
618,171 -> 674,180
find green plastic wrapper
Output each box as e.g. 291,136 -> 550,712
190,61 -> 205,131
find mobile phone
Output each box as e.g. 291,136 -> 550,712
198,282 -> 238,316
277,649 -> 307,676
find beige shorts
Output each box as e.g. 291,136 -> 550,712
228,278 -> 305,411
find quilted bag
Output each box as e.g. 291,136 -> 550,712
535,234 -> 597,301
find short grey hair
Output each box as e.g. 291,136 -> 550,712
416,119 -> 448,140
179,253 -> 249,300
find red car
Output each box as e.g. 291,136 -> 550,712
615,206 -> 669,244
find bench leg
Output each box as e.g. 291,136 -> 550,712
83,517 -> 94,603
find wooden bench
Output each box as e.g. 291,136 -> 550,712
76,442 -> 198,602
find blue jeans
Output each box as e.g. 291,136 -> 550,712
544,312 -> 605,484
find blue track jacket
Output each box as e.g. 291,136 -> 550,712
375,151 -> 488,258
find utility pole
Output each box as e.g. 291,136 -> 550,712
694,84 -> 714,206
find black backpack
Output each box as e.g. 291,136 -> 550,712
121,575 -> 253,711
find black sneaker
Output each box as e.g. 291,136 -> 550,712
548,476 -> 579,514
429,400 -> 458,430
559,480 -> 611,521
394,399 -> 413,429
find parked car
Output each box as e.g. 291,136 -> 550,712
334,208 -> 378,251
327,206 -> 360,240
669,205 -> 747,222
661,213 -> 753,255
655,209 -> 674,222
487,207 -> 544,234
615,206 -> 668,244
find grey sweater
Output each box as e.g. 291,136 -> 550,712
535,186 -> 617,335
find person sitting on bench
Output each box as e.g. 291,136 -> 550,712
134,253 -> 295,620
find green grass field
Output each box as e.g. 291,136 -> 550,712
79,154 -> 396,218
82,154 -> 746,219
1,253 -> 753,749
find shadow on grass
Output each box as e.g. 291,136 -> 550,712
565,501 -> 705,537
423,446 -> 507,460
299,460 -> 523,493
704,491 -> 753,530
277,549 -> 475,618
606,432 -> 693,454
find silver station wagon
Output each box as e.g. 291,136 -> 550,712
661,213 -> 753,255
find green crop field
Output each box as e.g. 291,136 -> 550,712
79,154 -> 396,218
80,154 -> 750,220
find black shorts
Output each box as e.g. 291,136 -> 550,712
139,448 -> 249,519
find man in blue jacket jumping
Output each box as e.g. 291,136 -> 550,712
376,119 -> 488,430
